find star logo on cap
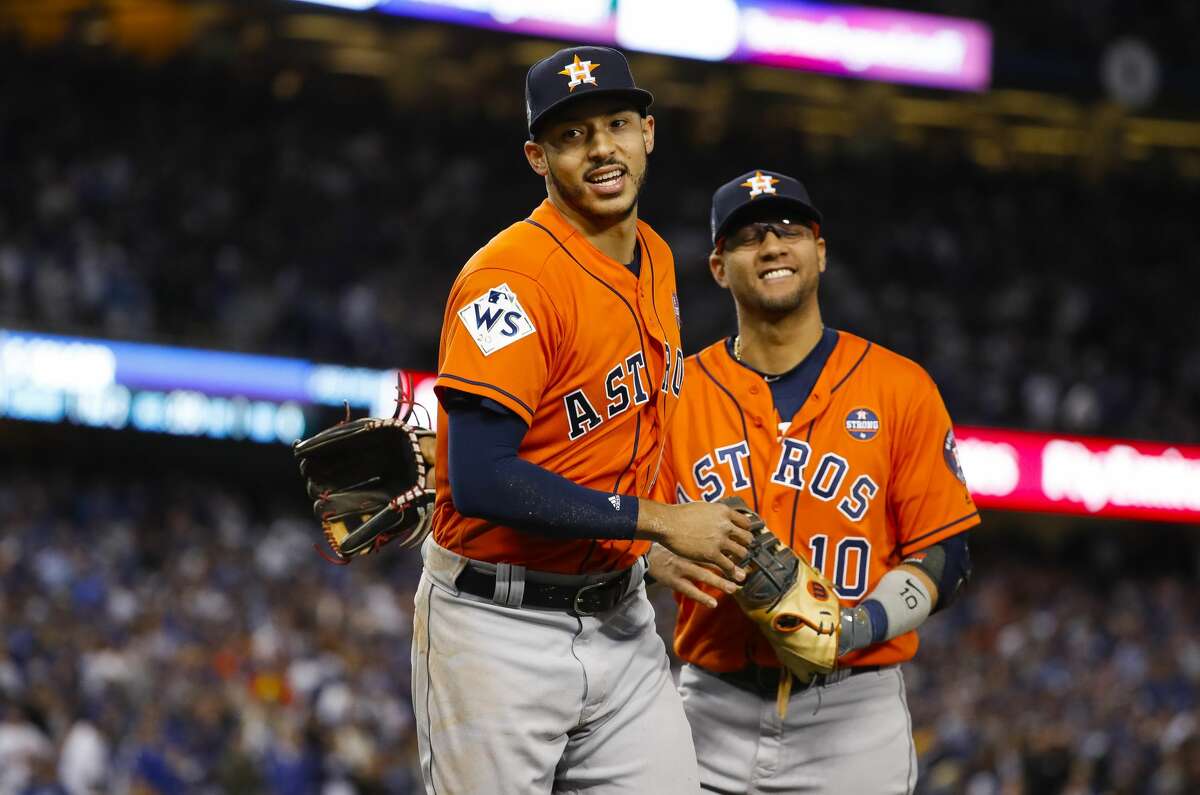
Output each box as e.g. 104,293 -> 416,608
741,171 -> 780,198
559,54 -> 600,92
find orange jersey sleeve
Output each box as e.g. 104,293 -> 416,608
435,267 -> 562,425
889,376 -> 979,557
662,332 -> 980,671
431,201 -> 685,574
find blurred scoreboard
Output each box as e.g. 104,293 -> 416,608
0,328 -> 436,446
5,328 -> 1197,524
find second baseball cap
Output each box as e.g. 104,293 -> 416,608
525,45 -> 653,139
711,169 -> 823,245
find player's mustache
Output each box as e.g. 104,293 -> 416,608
583,160 -> 629,179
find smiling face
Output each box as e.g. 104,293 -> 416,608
523,96 -> 654,226
710,214 -> 826,320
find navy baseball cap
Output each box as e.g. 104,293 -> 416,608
525,45 -> 653,138
711,169 -> 823,245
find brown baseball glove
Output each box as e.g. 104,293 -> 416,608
723,497 -> 841,680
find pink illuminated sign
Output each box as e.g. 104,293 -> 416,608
954,427 -> 1200,523
296,0 -> 992,92
733,2 -> 992,91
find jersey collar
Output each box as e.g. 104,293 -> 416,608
703,329 -> 871,434
722,327 -> 838,382
530,199 -> 643,273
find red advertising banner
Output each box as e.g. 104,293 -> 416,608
954,426 -> 1200,523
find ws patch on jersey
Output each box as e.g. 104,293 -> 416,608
845,407 -> 880,441
943,428 -> 967,485
457,283 -> 536,356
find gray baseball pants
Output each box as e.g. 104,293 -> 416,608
678,663 -> 918,794
412,537 -> 701,794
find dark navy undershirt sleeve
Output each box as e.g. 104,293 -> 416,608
445,393 -> 638,540
726,327 -> 839,421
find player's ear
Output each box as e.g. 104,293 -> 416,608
709,249 -> 729,289
524,140 -> 549,177
816,237 -> 827,274
641,114 -> 655,155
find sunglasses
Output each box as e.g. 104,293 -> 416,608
722,220 -> 817,251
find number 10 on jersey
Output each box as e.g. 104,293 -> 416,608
807,534 -> 872,599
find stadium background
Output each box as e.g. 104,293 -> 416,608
2,0 -> 1199,792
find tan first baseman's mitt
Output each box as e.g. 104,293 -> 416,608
723,496 -> 840,680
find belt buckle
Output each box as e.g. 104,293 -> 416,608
571,580 -> 609,617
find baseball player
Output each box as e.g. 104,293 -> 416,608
413,47 -> 754,794
649,169 -> 979,793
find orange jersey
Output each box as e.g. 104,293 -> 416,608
657,331 -> 979,670
432,199 -> 684,574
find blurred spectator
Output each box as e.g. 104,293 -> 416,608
58,714 -> 109,795
0,700 -> 54,795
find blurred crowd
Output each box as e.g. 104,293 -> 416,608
0,472 -> 426,794
910,565 -> 1200,795
1,471 -> 1198,794
2,49 -> 1197,441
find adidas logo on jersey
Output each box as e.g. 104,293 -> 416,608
458,283 -> 537,356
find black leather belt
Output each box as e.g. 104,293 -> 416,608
455,564 -> 634,617
709,663 -> 883,698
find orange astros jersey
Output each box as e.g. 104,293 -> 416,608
432,199 -> 684,574
657,331 -> 979,670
